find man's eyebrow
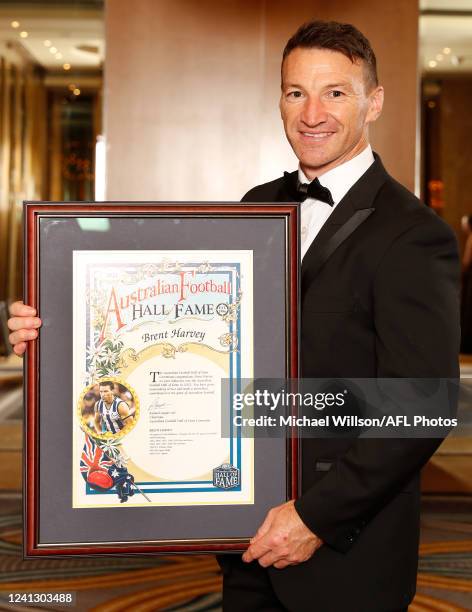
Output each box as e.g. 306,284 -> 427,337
281,80 -> 355,91
321,81 -> 354,90
281,82 -> 304,89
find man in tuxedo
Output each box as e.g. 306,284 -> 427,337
216,20 -> 460,612
9,20 -> 459,612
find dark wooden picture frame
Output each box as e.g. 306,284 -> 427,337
24,202 -> 299,557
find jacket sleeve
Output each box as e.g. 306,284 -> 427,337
294,213 -> 461,553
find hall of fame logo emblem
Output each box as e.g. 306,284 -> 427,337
213,463 -> 240,489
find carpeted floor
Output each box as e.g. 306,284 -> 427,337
0,493 -> 222,611
415,496 -> 472,611
0,493 -> 471,611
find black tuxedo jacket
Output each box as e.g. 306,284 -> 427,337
240,154 -> 460,611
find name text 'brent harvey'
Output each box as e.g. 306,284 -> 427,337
142,327 -> 206,343
99,271 -> 231,340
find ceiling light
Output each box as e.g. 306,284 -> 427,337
436,54 -> 443,61
63,64 -> 71,71
11,21 -> 20,29
443,47 -> 451,55
50,46 -> 57,54
55,53 -> 62,60
428,60 -> 437,68
44,40 -> 51,47
73,88 -> 81,96
19,31 -> 28,38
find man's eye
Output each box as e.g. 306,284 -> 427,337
329,90 -> 344,98
288,91 -> 302,98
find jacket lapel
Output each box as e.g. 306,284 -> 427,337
301,154 -> 389,288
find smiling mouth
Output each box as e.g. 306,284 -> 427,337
300,131 -> 335,140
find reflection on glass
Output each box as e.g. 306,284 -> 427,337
77,218 -> 110,232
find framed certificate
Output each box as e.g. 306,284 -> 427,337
24,202 -> 299,556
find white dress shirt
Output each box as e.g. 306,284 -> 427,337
299,145 -> 375,260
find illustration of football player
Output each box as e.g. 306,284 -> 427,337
94,381 -> 134,435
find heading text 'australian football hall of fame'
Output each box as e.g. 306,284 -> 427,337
72,250 -> 254,508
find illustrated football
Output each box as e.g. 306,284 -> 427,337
87,469 -> 113,490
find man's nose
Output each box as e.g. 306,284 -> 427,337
300,96 -> 328,126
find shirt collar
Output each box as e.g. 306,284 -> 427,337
298,144 -> 375,205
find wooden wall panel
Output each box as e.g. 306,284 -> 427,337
440,78 -> 472,248
0,58 -> 12,301
105,0 -> 419,200
0,55 -> 47,302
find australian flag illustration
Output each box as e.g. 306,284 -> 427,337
80,435 -> 135,503
109,464 -> 135,503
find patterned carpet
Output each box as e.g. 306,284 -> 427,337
413,498 -> 472,611
0,494 -> 471,611
0,494 -> 222,611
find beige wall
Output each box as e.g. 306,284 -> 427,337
105,0 -> 418,200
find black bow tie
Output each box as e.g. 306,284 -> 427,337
297,178 -> 334,206
283,171 -> 334,206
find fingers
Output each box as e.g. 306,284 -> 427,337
273,559 -> 291,569
257,550 -> 286,568
7,302 -> 41,355
242,533 -> 311,568
7,307 -> 41,357
9,301 -> 37,317
242,521 -> 272,562
250,520 -> 272,545
9,328 -> 38,348
12,341 -> 27,356
7,316 -> 42,332
250,507 -> 275,545
242,537 -> 272,563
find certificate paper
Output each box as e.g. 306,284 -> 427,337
73,250 -> 254,508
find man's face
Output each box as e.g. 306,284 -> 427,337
99,385 -> 114,403
280,47 -> 384,178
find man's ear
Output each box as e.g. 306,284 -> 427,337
366,86 -> 384,124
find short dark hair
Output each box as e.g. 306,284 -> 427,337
99,381 -> 114,391
282,21 -> 378,91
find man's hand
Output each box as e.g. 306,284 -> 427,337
7,301 -> 42,356
242,500 -> 323,569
